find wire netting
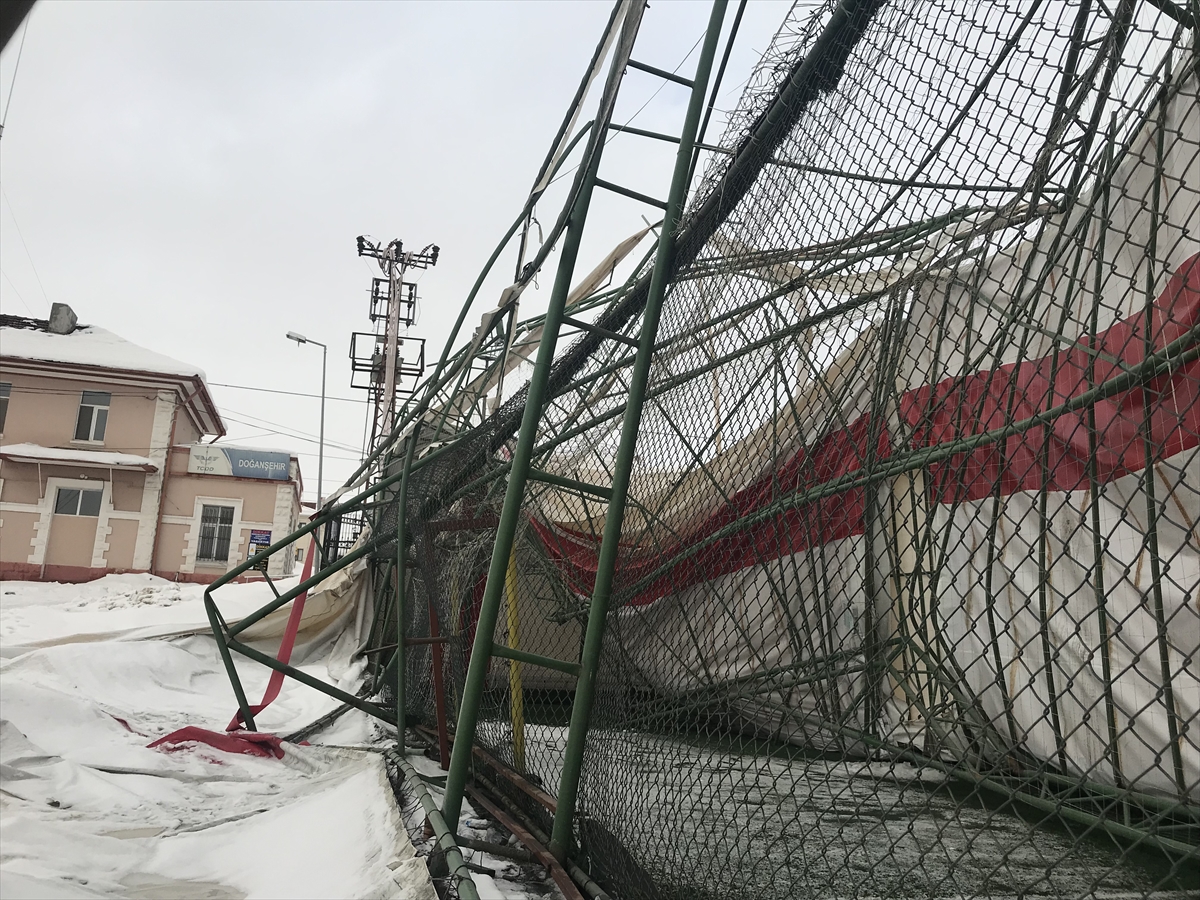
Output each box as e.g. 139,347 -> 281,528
370,1 -> 1199,897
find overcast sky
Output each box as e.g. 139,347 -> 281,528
0,0 -> 790,501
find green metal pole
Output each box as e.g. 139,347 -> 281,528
386,749 -> 481,900
204,598 -> 257,732
440,100 -> 613,834
393,434 -> 418,753
549,0 -> 728,862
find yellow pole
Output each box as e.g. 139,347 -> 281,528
504,547 -> 527,771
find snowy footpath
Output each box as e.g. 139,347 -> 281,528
0,575 -> 437,900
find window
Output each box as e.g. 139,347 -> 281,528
74,391 -> 111,442
54,487 -> 103,516
0,382 -> 10,432
197,504 -> 235,562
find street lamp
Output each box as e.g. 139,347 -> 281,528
286,331 -> 327,510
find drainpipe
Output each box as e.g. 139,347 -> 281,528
149,400 -> 180,576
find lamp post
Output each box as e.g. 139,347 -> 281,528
286,331 -> 327,510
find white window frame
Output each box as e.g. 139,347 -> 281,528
53,485 -> 104,517
26,476 -> 114,568
180,496 -> 245,574
0,382 -> 10,435
196,503 -> 236,563
73,390 -> 111,444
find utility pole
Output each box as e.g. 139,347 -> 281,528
354,238 -> 438,450
285,332 -> 327,508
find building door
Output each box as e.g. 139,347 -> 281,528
45,486 -> 103,570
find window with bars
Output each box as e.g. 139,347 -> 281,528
0,383 -> 10,433
197,504 -> 235,563
74,391 -> 111,442
54,487 -> 103,517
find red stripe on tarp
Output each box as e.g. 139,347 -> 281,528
149,726 -> 297,759
226,534 -> 318,732
528,255 -> 1198,606
901,253 -> 1200,503
531,415 -> 886,607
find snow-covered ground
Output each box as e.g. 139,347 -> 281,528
1,575 -> 436,900
1,574 -> 310,658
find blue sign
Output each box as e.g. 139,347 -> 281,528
223,448 -> 291,481
188,445 -> 291,481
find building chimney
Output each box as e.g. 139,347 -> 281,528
47,303 -> 78,335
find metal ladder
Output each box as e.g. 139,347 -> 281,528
438,0 -> 730,864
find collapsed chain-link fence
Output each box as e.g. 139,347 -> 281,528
335,1 -> 1200,897
384,1 -> 1198,896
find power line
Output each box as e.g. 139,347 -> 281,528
1,384 -> 366,454
1,268 -> 34,315
1,189 -> 51,311
219,405 -> 361,448
3,380 -> 366,406
219,409 -> 361,454
0,12 -> 30,136
208,381 -> 367,404
220,417 -> 358,454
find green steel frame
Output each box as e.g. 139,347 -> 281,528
199,2 -> 1198,894
436,0 -> 729,854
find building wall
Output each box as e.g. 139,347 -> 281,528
156,452 -> 299,579
0,461 -> 39,504
0,370 -> 160,456
132,391 -> 176,570
0,509 -> 38,565
111,470 -> 147,512
106,517 -> 140,570
0,369 -> 301,584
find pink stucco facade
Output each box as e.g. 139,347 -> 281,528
0,319 -> 302,583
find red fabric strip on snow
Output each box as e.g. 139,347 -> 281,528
148,726 -> 290,759
900,252 -> 1199,503
226,534 -> 318,732
531,415 -> 886,607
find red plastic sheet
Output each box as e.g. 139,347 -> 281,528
532,415 -> 886,607
530,254 -> 1199,605
148,726 -> 292,759
902,252 -> 1199,502
225,535 -> 318,732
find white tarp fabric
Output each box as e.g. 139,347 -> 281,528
0,629 -> 434,900
436,225 -> 654,430
237,538 -> 375,673
890,64 -> 1200,799
531,49 -> 1199,801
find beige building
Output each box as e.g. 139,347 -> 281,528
0,305 -> 302,583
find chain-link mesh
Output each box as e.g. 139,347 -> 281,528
363,2 -> 1200,897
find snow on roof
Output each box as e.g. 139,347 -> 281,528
199,441 -> 299,458
0,442 -> 158,471
0,323 -> 207,381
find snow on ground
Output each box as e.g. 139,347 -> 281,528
1,575 -> 437,900
0,574 -> 300,657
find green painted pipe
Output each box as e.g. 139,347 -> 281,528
387,749 -> 480,900
227,638 -> 396,726
439,13 -> 631,831
549,0 -> 729,862
393,429 -> 420,753
204,597 -> 258,732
